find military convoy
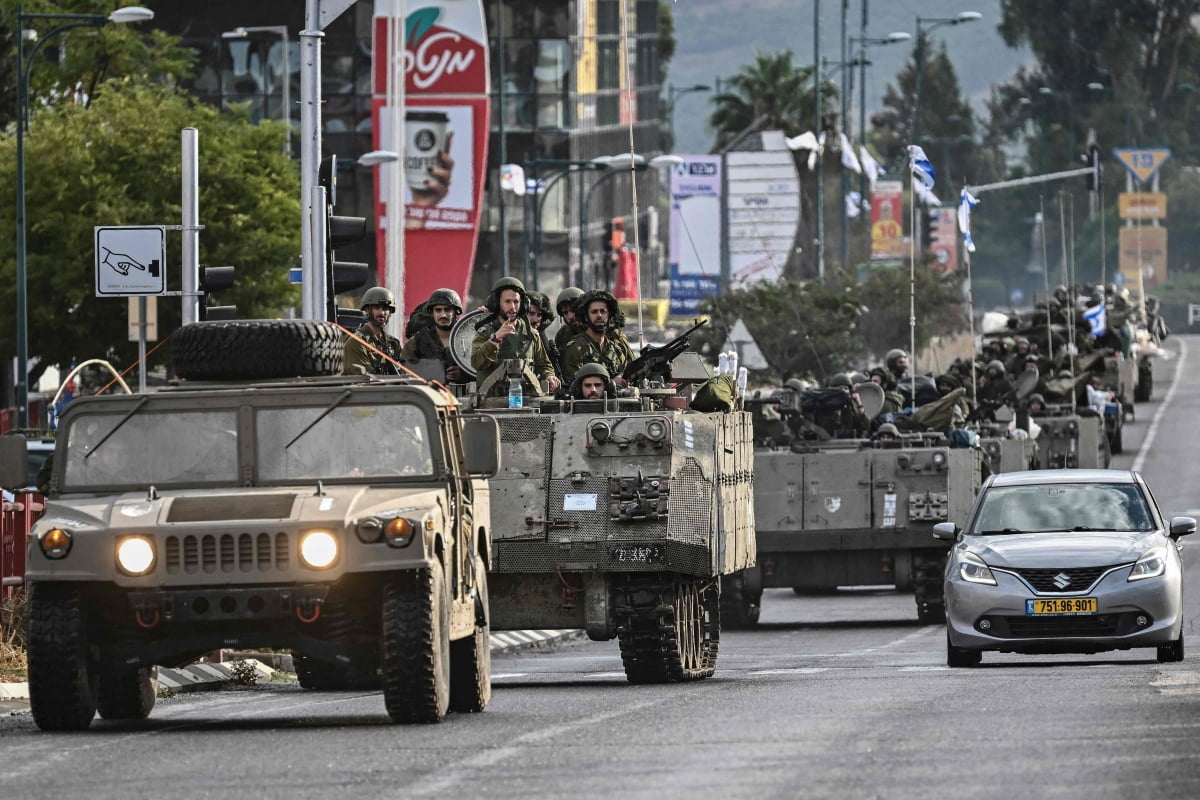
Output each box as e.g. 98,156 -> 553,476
0,319 -> 500,730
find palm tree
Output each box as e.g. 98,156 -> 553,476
707,50 -> 833,151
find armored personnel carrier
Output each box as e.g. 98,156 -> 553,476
0,319 -> 499,730
449,316 -> 756,682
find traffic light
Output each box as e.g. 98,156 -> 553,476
198,265 -> 237,321
1086,143 -> 1102,191
319,155 -> 369,320
920,210 -> 938,250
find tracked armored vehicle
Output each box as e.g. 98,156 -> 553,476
450,315 -> 756,682
0,319 -> 499,730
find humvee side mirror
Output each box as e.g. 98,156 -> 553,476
0,435 -> 28,490
932,521 -> 958,541
462,416 -> 500,477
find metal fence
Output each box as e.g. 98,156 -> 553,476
1,493 -> 43,598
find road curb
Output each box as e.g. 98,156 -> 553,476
0,629 -> 584,704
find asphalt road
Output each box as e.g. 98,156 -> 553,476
1,336 -> 1198,799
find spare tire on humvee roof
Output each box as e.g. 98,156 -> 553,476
172,319 -> 342,380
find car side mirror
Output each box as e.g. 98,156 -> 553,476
0,435 -> 27,491
461,415 -> 500,478
932,521 -> 959,541
1169,516 -> 1197,539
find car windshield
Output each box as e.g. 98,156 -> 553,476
970,482 -> 1155,534
256,403 -> 434,481
62,409 -> 239,489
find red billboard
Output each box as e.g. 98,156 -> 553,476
372,0 -> 490,315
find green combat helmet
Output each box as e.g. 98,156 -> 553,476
361,286 -> 396,311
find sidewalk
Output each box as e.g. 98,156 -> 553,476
0,629 -> 583,712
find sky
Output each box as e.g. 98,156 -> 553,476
665,0 -> 1035,155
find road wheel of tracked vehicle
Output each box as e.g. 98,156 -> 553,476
1157,632 -> 1184,663
946,632 -> 982,667
719,571 -> 761,629
172,319 -> 343,380
382,565 -> 451,723
617,575 -> 719,684
97,666 -> 157,720
449,554 -> 491,713
27,582 -> 98,731
1135,362 -> 1153,403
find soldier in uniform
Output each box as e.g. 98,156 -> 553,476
811,373 -> 871,439
569,362 -> 616,400
343,287 -> 403,375
400,287 -> 465,382
527,291 -> 560,375
554,287 -> 585,352
884,348 -> 909,385
560,289 -> 635,386
470,277 -> 560,399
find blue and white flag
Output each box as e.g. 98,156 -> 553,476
907,144 -> 936,190
858,145 -> 884,190
914,182 -> 941,206
958,189 -> 979,253
839,132 -> 862,174
845,191 -> 863,218
1083,302 -> 1107,337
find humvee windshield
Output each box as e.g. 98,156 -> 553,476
256,403 -> 434,481
62,409 -> 239,489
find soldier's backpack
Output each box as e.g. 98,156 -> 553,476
405,301 -> 433,339
690,374 -> 738,412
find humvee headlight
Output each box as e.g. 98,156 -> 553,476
590,421 -> 612,443
299,531 -> 339,569
645,419 -> 668,442
116,536 -> 155,575
39,528 -> 73,559
356,517 -> 384,543
384,518 -> 416,548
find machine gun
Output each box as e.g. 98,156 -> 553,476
622,319 -> 708,384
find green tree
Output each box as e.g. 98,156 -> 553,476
706,50 -> 832,151
0,81 -> 300,380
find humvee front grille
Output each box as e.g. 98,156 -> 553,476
165,532 -> 290,574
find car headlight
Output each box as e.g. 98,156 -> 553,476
299,530 -> 339,569
116,536 -> 156,576
1128,546 -> 1167,582
959,551 -> 997,586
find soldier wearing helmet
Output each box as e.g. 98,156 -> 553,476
471,277 -> 560,398
873,422 -> 901,445
560,289 -> 635,387
884,348 -> 909,385
526,291 -> 561,375
343,286 -> 403,375
554,287 -> 585,351
569,362 -> 616,401
400,287 -> 465,382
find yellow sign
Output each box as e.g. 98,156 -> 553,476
1113,148 -> 1171,184
1118,226 -> 1167,289
1119,192 -> 1167,219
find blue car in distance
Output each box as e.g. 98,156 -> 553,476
934,469 -> 1195,667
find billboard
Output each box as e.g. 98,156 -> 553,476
372,0 -> 490,315
725,134 -> 799,285
870,180 -> 904,261
668,156 -> 722,317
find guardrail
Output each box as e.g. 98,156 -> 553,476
1,493 -> 43,598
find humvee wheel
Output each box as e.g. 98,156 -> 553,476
382,564 -> 451,723
27,582 -> 98,731
618,576 -> 719,684
172,319 -> 343,380
449,554 -> 491,713
97,666 -> 158,720
719,571 -> 761,629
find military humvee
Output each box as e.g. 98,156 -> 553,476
0,319 -> 499,730
449,316 -> 756,682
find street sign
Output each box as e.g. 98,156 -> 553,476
95,226 -> 166,296
1112,148 -> 1171,184
127,296 -> 159,341
1118,192 -> 1168,220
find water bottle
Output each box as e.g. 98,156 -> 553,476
718,352 -> 730,375
508,377 -> 524,409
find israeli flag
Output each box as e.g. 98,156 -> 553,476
958,189 -> 979,253
1083,302 -> 1107,337
907,144 -> 936,190
845,191 -> 863,218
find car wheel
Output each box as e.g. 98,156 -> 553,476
1157,632 -> 1184,663
947,631 -> 982,667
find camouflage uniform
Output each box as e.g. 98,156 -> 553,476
561,331 -> 635,386
470,316 -> 557,396
344,324 -> 402,375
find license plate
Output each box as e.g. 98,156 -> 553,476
1025,597 -> 1098,615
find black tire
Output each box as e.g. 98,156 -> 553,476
97,666 -> 158,720
619,577 -> 720,684
1135,363 -> 1152,402
172,319 -> 343,380
449,555 -> 491,714
27,582 -> 98,731
381,565 -> 451,723
719,571 -> 761,629
294,654 -> 380,691
947,631 -> 982,667
1157,632 -> 1184,663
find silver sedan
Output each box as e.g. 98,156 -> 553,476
934,469 -> 1195,667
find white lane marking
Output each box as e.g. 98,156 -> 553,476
842,625 -> 940,657
749,668 -> 830,676
1132,337 -> 1187,473
490,673 -> 528,680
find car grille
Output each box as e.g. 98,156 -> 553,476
164,532 -> 290,574
1010,566 -> 1112,593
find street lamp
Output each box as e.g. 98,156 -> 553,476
664,83 -> 711,150
912,11 -> 981,145
221,25 -> 292,157
850,31 -> 911,239
524,157 -> 615,290
15,4 -> 154,429
580,154 -> 683,287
